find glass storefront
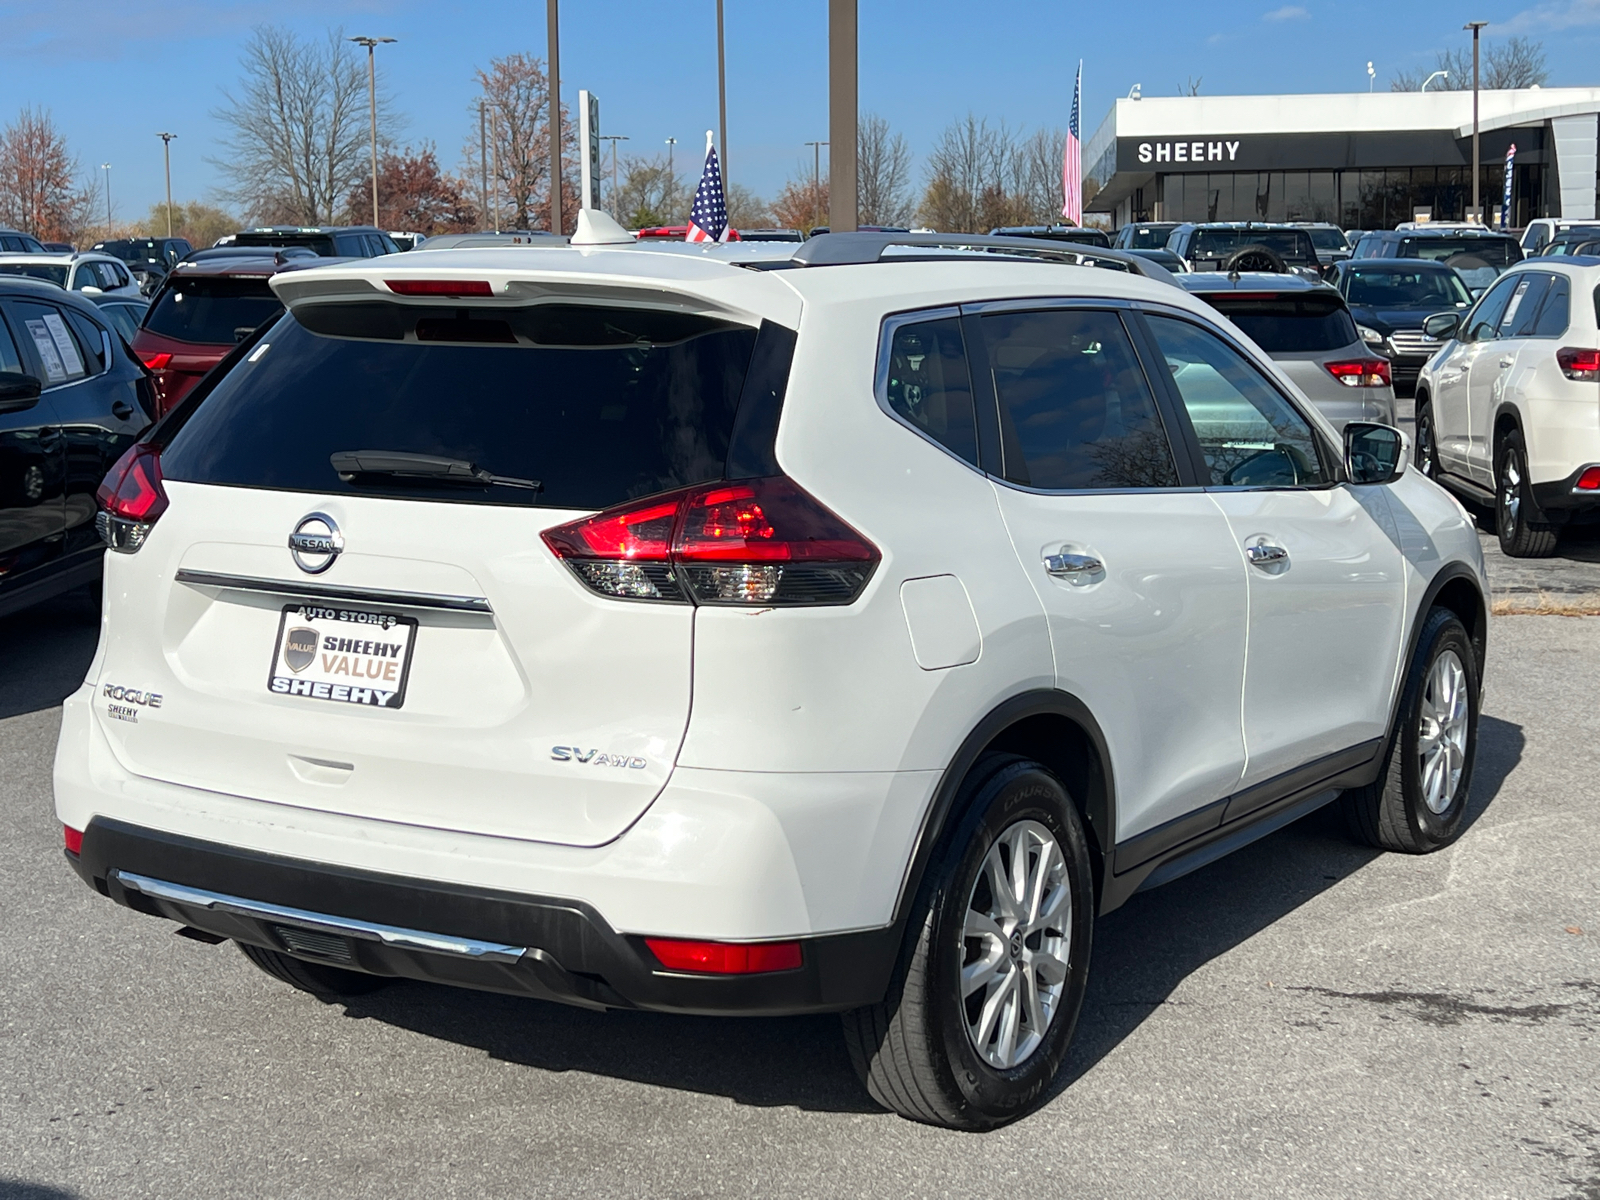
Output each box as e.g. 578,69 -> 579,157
1158,165 -> 1545,228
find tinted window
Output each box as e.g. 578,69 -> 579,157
0,262 -> 68,287
162,305 -> 766,512
1188,230 -> 1316,263
1201,293 -> 1358,352
145,277 -> 284,345
1463,274 -> 1521,342
12,301 -> 88,384
1521,274 -> 1571,338
1121,225 -> 1175,249
64,309 -> 107,374
1344,267 -> 1472,309
1498,274 -> 1547,337
1305,228 -> 1348,251
100,303 -> 142,341
980,308 -> 1178,490
1146,315 -> 1328,488
0,314 -> 23,373
881,317 -> 978,466
234,233 -> 338,256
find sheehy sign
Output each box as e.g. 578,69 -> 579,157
1137,140 -> 1242,165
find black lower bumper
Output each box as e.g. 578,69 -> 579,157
69,818 -> 899,1016
1532,465 -> 1600,524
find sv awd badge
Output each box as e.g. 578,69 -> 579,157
551,747 -> 648,769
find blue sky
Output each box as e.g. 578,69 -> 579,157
3,0 -> 1599,224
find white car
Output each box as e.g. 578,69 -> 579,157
58,223 -> 1489,1130
0,251 -> 141,298
1414,256 -> 1600,557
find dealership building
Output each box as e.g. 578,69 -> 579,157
1084,88 -> 1600,229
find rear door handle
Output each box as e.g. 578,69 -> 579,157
112,401 -> 135,420
1043,551 -> 1104,578
1498,357 -> 1515,368
1246,542 -> 1290,569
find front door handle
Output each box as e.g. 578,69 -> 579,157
1246,542 -> 1290,569
1043,551 -> 1104,578
112,400 -> 135,420
1498,356 -> 1515,368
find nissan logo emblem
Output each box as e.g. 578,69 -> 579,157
288,512 -> 343,574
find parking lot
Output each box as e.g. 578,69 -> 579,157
3,584 -> 1595,1200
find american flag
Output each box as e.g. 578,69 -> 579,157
1061,62 -> 1082,223
686,132 -> 732,243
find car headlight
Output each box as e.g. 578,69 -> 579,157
1357,325 -> 1394,356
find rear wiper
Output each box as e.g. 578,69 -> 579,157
330,450 -> 543,492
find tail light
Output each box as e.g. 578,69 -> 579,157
1576,466 -> 1600,491
63,825 -> 83,856
1557,347 -> 1600,381
542,476 -> 880,607
95,442 -> 168,553
385,279 -> 494,296
139,351 -> 172,371
645,937 -> 802,974
1325,358 -> 1392,388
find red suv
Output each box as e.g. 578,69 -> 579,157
131,253 -> 323,415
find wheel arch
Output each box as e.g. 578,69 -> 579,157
892,690 -> 1116,924
1396,563 -> 1488,731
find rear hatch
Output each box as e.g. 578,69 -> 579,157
1196,288 -> 1381,395
96,290 -> 773,847
135,273 -> 285,413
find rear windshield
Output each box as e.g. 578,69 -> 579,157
1201,293 -> 1359,352
145,276 -> 284,345
1399,237 -> 1519,267
1305,228 -> 1348,251
1189,230 -> 1316,263
1345,267 -> 1472,309
233,233 -> 338,256
160,304 -> 772,511
0,262 -> 68,286
1122,226 -> 1175,249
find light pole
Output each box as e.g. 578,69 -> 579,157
1421,70 -> 1449,92
547,0 -> 563,235
716,0 -> 728,189
350,36 -> 396,229
156,133 -> 176,236
828,0 -> 857,233
1366,61 -> 1375,92
101,163 -> 112,229
805,141 -> 827,230
600,135 -> 629,214
479,101 -> 490,232
1466,21 -> 1488,222
665,136 -> 677,191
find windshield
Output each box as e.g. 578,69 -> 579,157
1189,230 -> 1316,262
1305,228 -> 1348,251
233,233 -> 338,256
1123,225 -> 1175,249
1399,236 -> 1519,289
145,276 -> 284,345
1201,293 -> 1359,352
97,240 -> 162,265
1345,267 -> 1472,310
161,304 -> 770,512
0,262 -> 68,286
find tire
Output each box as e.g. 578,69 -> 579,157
1343,606 -> 1479,854
1413,399 -> 1440,481
841,755 -> 1095,1130
1223,244 -> 1287,274
237,941 -> 390,1000
1495,428 -> 1558,558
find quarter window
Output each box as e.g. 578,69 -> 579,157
1519,274 -> 1571,338
979,308 -> 1179,490
1146,315 -> 1329,489
1462,274 -> 1521,342
881,316 -> 980,467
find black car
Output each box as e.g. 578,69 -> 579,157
1166,223 -> 1323,277
1123,247 -> 1188,273
228,226 -> 400,257
1332,259 -> 1474,393
0,278 -> 155,618
93,237 -> 194,296
1349,228 -> 1522,294
988,224 -> 1113,248
89,294 -> 151,344
0,228 -> 46,254
1111,222 -> 1179,250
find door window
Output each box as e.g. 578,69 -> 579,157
1462,274 -> 1521,342
1518,274 -> 1571,338
1496,274 -> 1544,337
12,301 -> 88,385
64,309 -> 108,375
880,316 -> 980,467
1146,314 -> 1329,489
979,308 -> 1179,490
0,314 -> 23,373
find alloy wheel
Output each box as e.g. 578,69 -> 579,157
1418,648 -> 1469,814
1499,451 -> 1522,532
1416,412 -> 1435,477
961,819 -> 1071,1070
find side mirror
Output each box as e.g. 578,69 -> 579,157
0,370 -> 42,413
1422,311 -> 1462,341
1344,421 -> 1406,485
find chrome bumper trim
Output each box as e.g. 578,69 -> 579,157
112,871 -> 528,963
174,568 -> 493,614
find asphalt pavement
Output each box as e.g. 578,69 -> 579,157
2,594 -> 1596,1200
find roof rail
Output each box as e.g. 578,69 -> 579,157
788,231 -> 1175,284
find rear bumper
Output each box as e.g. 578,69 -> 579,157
67,818 -> 898,1015
1531,463 -> 1600,522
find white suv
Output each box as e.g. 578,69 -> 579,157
1414,257 -> 1600,556
57,226 -> 1489,1130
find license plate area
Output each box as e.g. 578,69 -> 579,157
267,603 -> 417,709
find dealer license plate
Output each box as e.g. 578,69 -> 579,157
267,603 -> 417,709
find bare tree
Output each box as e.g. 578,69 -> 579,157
0,107 -> 95,242
212,26 -> 397,224
857,113 -> 915,227
610,155 -> 687,228
919,115 -> 1074,232
1017,127 -> 1068,224
1391,36 -> 1548,91
725,182 -> 771,229
770,169 -> 828,232
460,53 -> 577,232
1180,76 -> 1203,96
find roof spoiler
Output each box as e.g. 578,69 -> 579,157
788,231 -> 1176,284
